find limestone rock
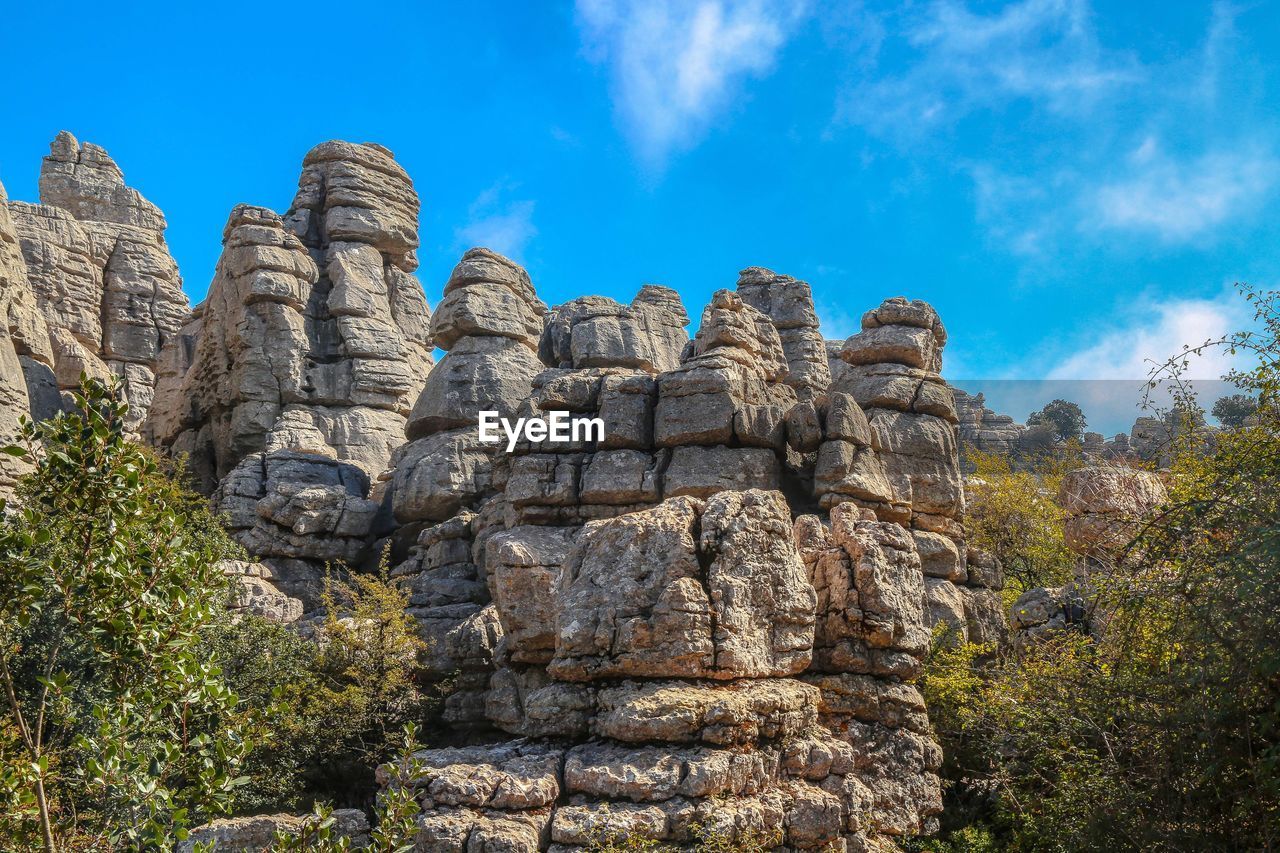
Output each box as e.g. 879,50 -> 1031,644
180,810 -> 369,852
220,559 -> 304,623
540,286 -> 688,373
736,267 -> 831,399
2,133 -> 188,436
148,142 -> 432,610
548,491 -> 815,682
1059,466 -> 1168,557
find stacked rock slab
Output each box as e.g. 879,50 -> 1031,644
793,504 -> 943,837
382,269 -> 945,848
147,142 -> 432,607
3,132 -> 187,435
736,267 -> 832,401
385,248 -> 548,724
540,286 -> 688,373
951,388 -> 1025,456
1010,465 -> 1167,646
391,491 -> 931,851
0,180 -> 57,490
819,298 -> 1004,648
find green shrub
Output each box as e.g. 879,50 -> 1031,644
202,562 -> 437,813
0,377 -> 249,851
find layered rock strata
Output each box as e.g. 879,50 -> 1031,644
736,267 -> 831,400
819,298 -> 1004,647
382,268 -> 947,848
952,388 -> 1025,456
1,132 -> 187,438
0,180 -> 56,489
388,492 -> 940,850
148,142 -> 432,606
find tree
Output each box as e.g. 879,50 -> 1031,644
1025,399 -> 1087,444
0,378 -> 250,851
964,449 -> 1079,604
1211,393 -> 1257,428
201,562 -> 438,813
916,285 -> 1280,851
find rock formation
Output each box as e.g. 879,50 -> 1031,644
823,298 -> 1004,649
370,264 -> 955,848
952,388 -> 1025,456
147,142 -> 432,606
737,267 -> 831,400
179,810 -> 369,852
1010,465 -> 1167,647
0,132 -> 187,443
0,179 -> 56,490
118,138 -> 998,848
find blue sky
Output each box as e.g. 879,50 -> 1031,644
3,1 -> 1277,434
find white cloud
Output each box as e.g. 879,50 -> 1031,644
815,297 -> 861,341
1090,138 -> 1278,241
576,0 -> 807,164
841,0 -> 1139,135
1047,290 -> 1251,380
456,183 -> 537,260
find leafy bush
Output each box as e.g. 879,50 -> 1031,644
267,724 -> 425,853
0,378 -> 249,851
964,448 -> 1079,604
919,286 -> 1280,851
202,562 -> 436,813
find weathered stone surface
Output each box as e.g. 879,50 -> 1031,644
953,387 -> 1026,455
1,133 -> 187,437
594,678 -> 821,746
662,445 -> 781,498
655,290 -> 797,450
802,504 -> 928,678
147,142 -> 431,610
180,810 -> 369,852
392,428 -> 494,524
409,335 -> 544,439
487,526 -> 578,664
548,492 -> 815,682
541,286 -> 688,373
736,267 -> 831,399
220,559 -> 304,623
1059,466 -> 1168,557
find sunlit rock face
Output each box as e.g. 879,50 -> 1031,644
0,132 -> 188,462
147,141 -> 432,607
129,135 -> 988,846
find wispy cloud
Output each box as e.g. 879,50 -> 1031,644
839,0 -> 1139,136
1090,137 -> 1278,242
456,183 -> 537,261
838,1 -> 1276,253
576,0 -> 808,166
815,296 -> 861,342
1047,289 -> 1251,380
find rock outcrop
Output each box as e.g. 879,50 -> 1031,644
737,267 -> 831,400
121,137 -> 993,847
148,142 -> 432,607
1010,465 -> 1167,647
377,265 -> 950,848
822,298 -> 1004,648
1,132 -> 187,440
389,493 -> 940,850
0,180 -> 56,490
952,388 -> 1025,456
180,810 -> 369,852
